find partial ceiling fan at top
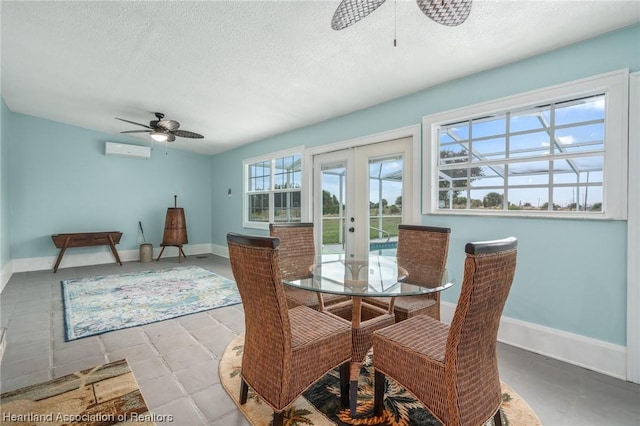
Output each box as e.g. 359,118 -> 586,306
116,112 -> 204,143
331,0 -> 472,30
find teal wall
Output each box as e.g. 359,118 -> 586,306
211,24 -> 640,345
8,114 -> 212,259
1,99 -> 10,273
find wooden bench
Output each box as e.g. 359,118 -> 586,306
51,231 -> 123,273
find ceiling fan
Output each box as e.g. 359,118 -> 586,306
331,0 -> 472,31
116,112 -> 204,142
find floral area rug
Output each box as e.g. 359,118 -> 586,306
0,359 -> 156,425
62,265 -> 241,341
220,333 -> 542,426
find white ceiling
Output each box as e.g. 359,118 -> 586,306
2,1 -> 639,155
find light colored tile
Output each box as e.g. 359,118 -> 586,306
173,359 -> 220,394
575,380 -> 640,423
0,369 -> 51,394
7,309 -> 50,324
5,327 -> 50,345
128,356 -> 171,382
209,410 -> 252,426
138,375 -> 187,408
149,331 -> 198,354
53,335 -> 101,350
142,319 -> 186,338
2,340 -> 50,364
107,343 -> 159,364
208,306 -> 245,334
52,355 -> 109,378
12,300 -> 52,315
176,312 -> 219,331
189,323 -> 237,358
53,340 -> 106,366
191,384 -> 239,422
162,345 -> 213,373
0,355 -> 50,380
100,328 -> 149,352
150,397 -> 207,426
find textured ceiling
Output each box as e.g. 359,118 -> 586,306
2,1 -> 639,155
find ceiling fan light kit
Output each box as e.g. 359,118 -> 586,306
331,0 -> 472,30
150,131 -> 169,142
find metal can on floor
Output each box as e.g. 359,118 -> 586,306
139,243 -> 153,263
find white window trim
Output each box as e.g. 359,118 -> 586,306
243,146 -> 305,230
422,69 -> 629,220
627,71 -> 640,383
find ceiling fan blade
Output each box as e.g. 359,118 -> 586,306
157,119 -> 180,131
166,133 -> 176,142
416,0 -> 472,26
173,130 -> 204,139
331,0 -> 386,30
120,130 -> 152,134
115,117 -> 152,129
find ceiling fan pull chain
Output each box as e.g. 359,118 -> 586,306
394,0 -> 397,47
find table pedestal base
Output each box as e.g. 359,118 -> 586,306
323,296 -> 395,418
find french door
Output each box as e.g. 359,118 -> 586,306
313,137 -> 413,258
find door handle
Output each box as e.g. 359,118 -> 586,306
348,227 -> 355,232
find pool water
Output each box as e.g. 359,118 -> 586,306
370,241 -> 397,256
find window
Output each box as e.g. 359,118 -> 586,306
423,70 -> 629,219
244,148 -> 303,228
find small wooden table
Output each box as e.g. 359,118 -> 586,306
51,231 -> 123,273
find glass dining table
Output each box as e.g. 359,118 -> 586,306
282,253 -> 454,417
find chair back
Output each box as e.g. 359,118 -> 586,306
446,237 -> 518,425
226,233 -> 293,400
397,225 -> 450,288
269,223 -> 315,280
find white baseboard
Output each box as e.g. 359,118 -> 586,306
211,243 -> 229,259
10,244 -> 214,273
441,301 -> 627,380
0,327 -> 6,363
1,261 -> 12,293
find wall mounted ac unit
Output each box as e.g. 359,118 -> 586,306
105,142 -> 151,159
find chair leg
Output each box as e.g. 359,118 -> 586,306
493,407 -> 503,426
374,369 -> 386,416
239,378 -> 249,405
272,411 -> 284,426
339,362 -> 350,408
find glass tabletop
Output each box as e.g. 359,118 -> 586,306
282,253 -> 454,297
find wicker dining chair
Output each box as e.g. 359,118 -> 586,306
269,223 -> 349,310
227,232 -> 352,426
365,225 -> 450,322
373,237 -> 518,426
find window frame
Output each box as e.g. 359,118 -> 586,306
243,146 -> 305,230
422,69 -> 629,219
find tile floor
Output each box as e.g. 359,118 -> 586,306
1,255 -> 639,425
